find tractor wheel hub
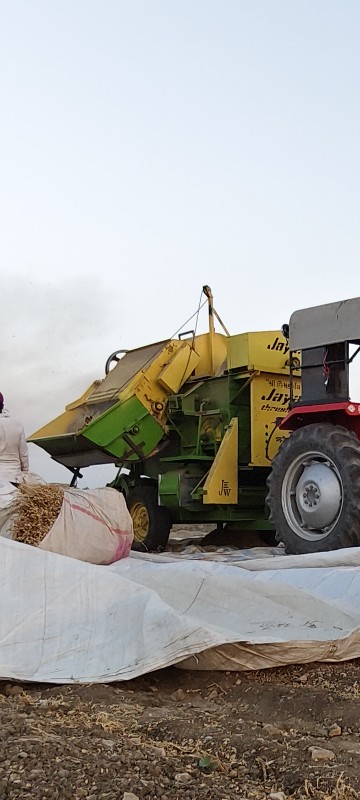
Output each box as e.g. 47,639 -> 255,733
295,463 -> 342,529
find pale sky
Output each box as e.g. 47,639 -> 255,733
1,0 -> 360,485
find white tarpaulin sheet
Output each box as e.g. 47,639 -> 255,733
1,537 -> 360,682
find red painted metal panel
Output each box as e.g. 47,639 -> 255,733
279,402 -> 360,438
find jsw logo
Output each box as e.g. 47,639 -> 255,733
219,479 -> 231,497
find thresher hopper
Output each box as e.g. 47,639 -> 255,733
29,286 -> 294,550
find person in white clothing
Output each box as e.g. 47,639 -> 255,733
0,393 -> 29,483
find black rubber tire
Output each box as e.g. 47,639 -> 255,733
259,531 -> 278,547
127,485 -> 172,552
266,423 -> 360,554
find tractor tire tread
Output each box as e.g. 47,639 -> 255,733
266,424 -> 360,554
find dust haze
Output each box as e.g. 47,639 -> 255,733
1,276 -> 122,486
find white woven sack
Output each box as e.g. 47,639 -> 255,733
38,487 -> 133,564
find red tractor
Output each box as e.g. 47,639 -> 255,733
266,296 -> 360,554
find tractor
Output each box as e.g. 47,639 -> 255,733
267,296 -> 360,554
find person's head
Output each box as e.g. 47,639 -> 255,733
0,393 -> 3,413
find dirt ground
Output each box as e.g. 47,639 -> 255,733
1,660 -> 360,800
1,528 -> 359,800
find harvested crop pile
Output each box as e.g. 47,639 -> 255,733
11,484 -> 64,546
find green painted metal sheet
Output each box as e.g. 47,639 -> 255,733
81,395 -> 164,461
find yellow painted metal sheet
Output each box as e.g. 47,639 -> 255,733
158,344 -> 200,393
203,417 -> 238,505
227,331 -> 290,375
188,332 -> 228,377
250,373 -> 301,466
88,341 -> 170,404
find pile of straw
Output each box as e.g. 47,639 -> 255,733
11,484 -> 64,546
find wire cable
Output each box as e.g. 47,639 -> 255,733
100,295 -> 208,404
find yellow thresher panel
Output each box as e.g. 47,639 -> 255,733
203,418 -> 238,504
158,345 -> 200,393
250,373 -> 301,465
226,330 -> 301,467
227,330 -> 291,373
189,332 -> 228,377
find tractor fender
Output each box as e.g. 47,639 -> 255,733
279,402 -> 360,438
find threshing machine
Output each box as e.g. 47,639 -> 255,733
29,288 -> 360,555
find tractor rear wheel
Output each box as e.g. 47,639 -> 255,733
127,486 -> 172,552
266,423 -> 360,554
